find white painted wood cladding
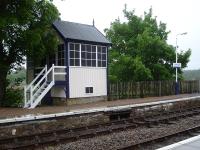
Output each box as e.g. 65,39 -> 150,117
69,67 -> 107,98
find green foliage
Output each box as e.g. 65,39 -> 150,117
7,67 -> 26,87
2,88 -> 23,107
109,56 -> 152,83
105,7 -> 191,82
0,0 -> 59,105
1,67 -> 26,107
0,67 -> 26,107
0,0 -> 59,66
183,69 -> 200,80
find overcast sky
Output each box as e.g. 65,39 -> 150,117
53,0 -> 200,70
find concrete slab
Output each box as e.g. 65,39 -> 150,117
157,134 -> 200,150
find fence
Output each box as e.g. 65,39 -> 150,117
108,80 -> 200,100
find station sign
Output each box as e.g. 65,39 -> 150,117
173,63 -> 182,68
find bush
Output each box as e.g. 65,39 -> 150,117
2,88 -> 23,107
3,67 -> 25,107
7,67 -> 26,88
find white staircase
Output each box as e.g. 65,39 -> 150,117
24,64 -> 66,109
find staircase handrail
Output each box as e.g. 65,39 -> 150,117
32,65 -> 54,92
24,64 -> 67,108
25,65 -> 47,91
54,66 -> 67,69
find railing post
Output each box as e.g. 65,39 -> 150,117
30,85 -> 33,106
24,86 -> 27,107
45,65 -> 47,82
52,64 -> 55,82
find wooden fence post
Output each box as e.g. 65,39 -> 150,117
159,81 -> 161,96
107,80 -> 200,100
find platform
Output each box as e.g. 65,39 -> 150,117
0,94 -> 200,124
157,134 -> 200,150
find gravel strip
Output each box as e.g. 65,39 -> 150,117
42,115 -> 200,150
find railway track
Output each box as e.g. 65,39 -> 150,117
135,106 -> 200,125
118,124 -> 200,150
1,106 -> 200,150
0,119 -> 138,150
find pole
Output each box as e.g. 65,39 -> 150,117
175,36 -> 178,95
175,32 -> 187,95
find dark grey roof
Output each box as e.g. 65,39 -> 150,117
53,20 -> 111,44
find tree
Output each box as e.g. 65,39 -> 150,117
0,0 -> 59,105
105,7 -> 191,83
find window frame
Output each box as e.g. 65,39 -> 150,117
68,42 -> 107,68
85,87 -> 93,94
55,43 -> 65,66
81,44 -> 97,67
69,43 -> 80,66
97,46 -> 107,67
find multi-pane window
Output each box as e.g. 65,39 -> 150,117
97,46 -> 107,67
85,87 -> 93,93
57,44 -> 65,66
81,44 -> 96,67
69,43 -> 80,66
69,43 -> 107,67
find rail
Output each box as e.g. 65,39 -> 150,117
24,64 -> 66,108
1,105 -> 200,149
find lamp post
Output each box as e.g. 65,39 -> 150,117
175,32 -> 187,95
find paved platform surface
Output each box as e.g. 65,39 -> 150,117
157,134 -> 200,150
0,94 -> 200,119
